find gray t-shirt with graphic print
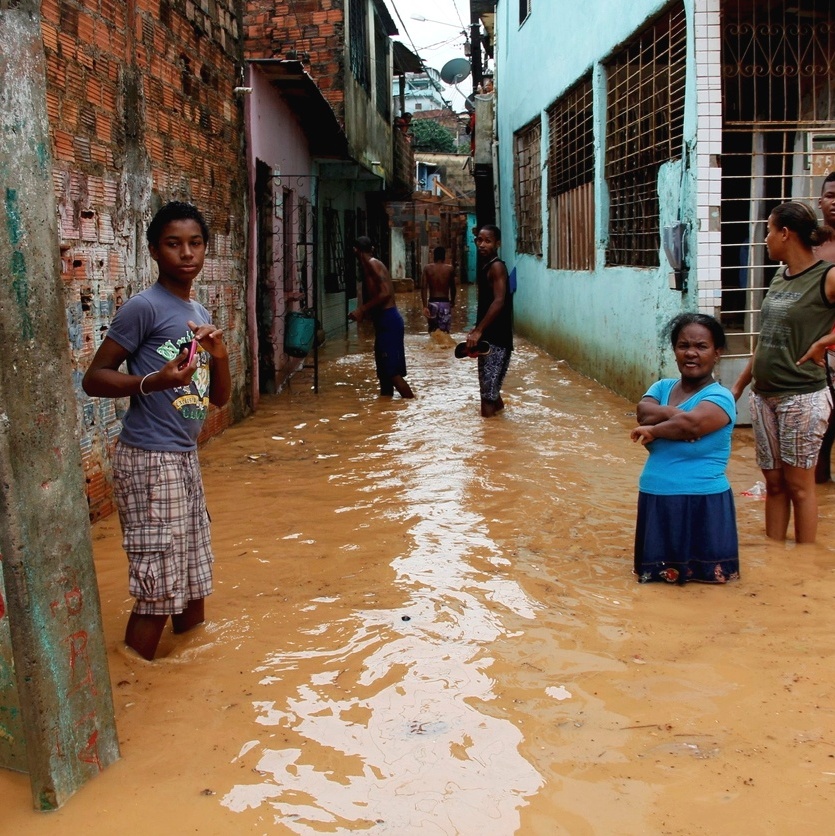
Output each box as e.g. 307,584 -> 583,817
105,281 -> 212,451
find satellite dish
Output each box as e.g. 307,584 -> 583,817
464,94 -> 475,113
440,58 -> 471,85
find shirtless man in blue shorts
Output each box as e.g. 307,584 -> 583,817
349,236 -> 415,399
421,246 -> 456,333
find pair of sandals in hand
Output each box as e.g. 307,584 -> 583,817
454,341 -> 491,359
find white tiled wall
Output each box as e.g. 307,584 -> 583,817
694,0 -> 723,315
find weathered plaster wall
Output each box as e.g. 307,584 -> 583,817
411,151 -> 475,201
494,0 -> 701,401
247,69 -> 315,177
41,0 -> 250,520
343,72 -> 393,179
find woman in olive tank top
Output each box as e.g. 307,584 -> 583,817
731,202 -> 835,544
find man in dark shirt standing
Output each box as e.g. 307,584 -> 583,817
814,173 -> 835,482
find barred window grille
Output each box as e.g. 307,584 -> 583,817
349,0 -> 370,94
297,196 -> 311,303
281,189 -> 294,294
604,2 -> 686,267
514,119 -> 542,256
547,74 -> 595,270
718,0 -> 835,349
374,14 -> 390,119
723,0 -> 835,125
323,207 -> 338,281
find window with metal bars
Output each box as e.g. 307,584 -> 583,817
547,74 -> 594,270
514,119 -> 542,256
604,3 -> 686,267
374,13 -> 390,119
718,0 -> 835,346
349,0 -> 370,94
723,0 -> 835,125
298,196 -> 311,303
323,205 -> 345,294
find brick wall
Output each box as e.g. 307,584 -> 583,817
42,0 -> 249,521
243,0 -> 346,122
386,196 -> 472,285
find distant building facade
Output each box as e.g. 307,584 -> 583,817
392,68 -> 449,113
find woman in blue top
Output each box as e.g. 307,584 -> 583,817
632,313 -> 739,584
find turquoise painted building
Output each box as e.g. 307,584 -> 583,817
483,0 -> 835,405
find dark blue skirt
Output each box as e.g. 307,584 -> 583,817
634,489 -> 740,584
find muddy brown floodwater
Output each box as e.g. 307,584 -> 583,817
4,287 -> 835,835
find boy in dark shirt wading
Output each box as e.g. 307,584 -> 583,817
466,224 -> 513,417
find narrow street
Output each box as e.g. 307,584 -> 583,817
4,287 -> 835,834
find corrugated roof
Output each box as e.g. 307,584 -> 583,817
392,41 -> 423,74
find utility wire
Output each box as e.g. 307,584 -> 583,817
451,0 -> 467,31
420,34 -> 465,53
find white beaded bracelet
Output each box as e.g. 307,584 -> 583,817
139,372 -> 159,395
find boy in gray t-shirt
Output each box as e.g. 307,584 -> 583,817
82,202 -> 231,660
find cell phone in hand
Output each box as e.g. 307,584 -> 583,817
178,338 -> 198,370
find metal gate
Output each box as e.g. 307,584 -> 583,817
255,165 -> 319,393
719,0 -> 835,359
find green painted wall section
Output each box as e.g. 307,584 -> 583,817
6,189 -> 35,340
494,0 -> 701,401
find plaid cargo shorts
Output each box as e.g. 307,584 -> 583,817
112,442 -> 214,615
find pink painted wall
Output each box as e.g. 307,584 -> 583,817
244,66 -> 315,407
247,69 -> 315,182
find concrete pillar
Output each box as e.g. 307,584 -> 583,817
0,0 -> 119,809
390,225 -> 407,281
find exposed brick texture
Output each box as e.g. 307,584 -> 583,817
385,195 -> 473,285
44,0 -> 249,521
243,0 -> 347,122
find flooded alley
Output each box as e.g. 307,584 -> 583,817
4,289 -> 835,835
